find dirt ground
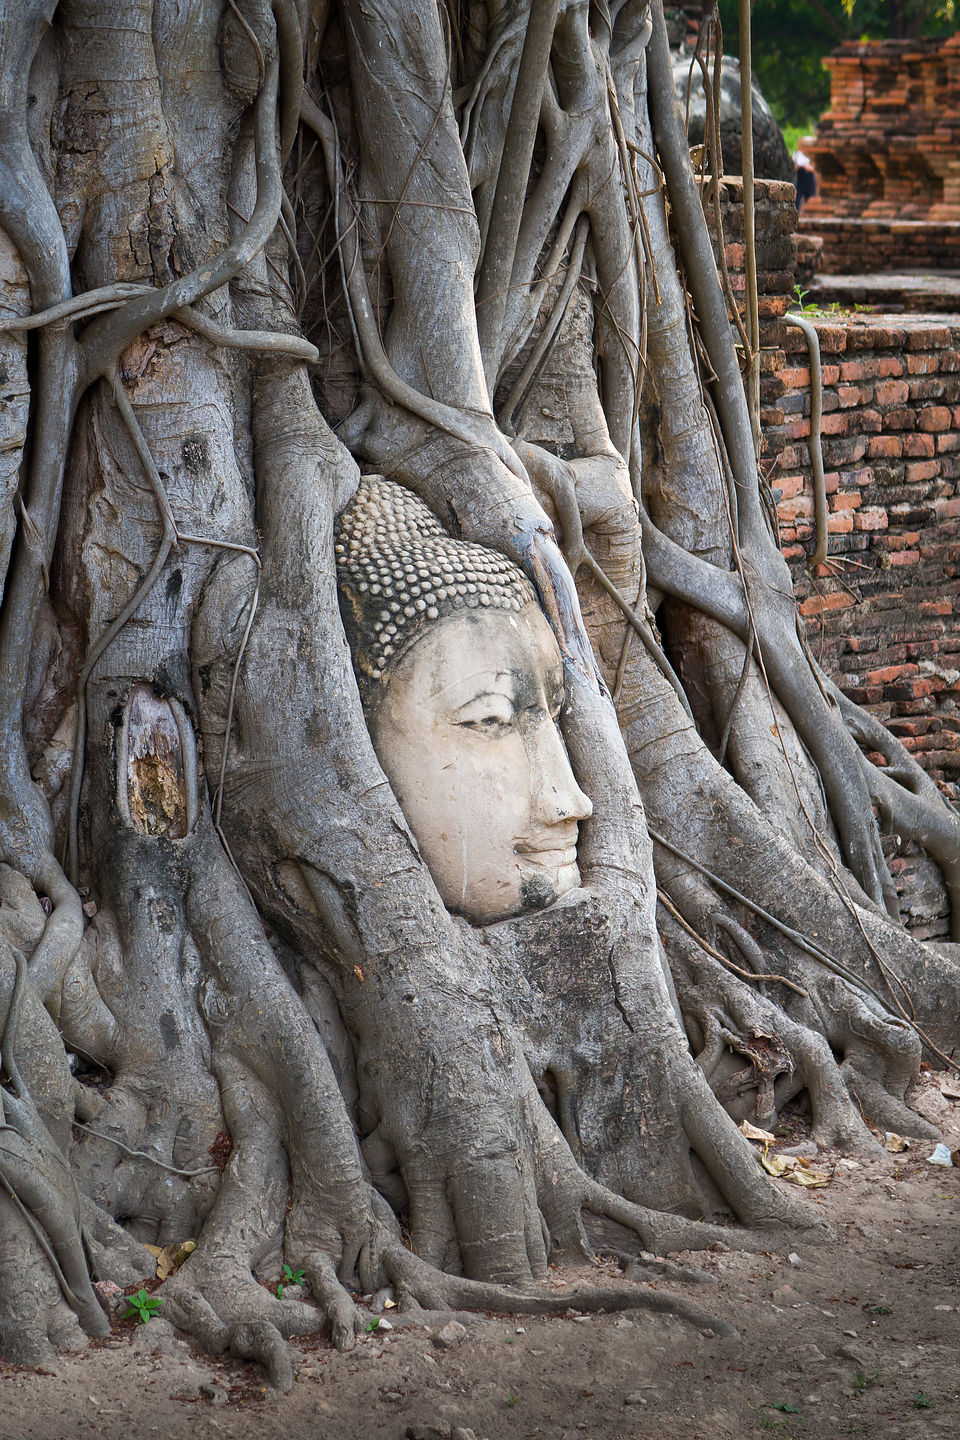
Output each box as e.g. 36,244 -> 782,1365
3,1075 -> 959,1440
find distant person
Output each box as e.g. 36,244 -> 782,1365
795,141 -> 817,210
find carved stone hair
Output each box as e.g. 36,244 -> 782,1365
335,476 -> 538,707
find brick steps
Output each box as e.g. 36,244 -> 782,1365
799,36 -> 960,275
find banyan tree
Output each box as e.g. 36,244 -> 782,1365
1,0 -> 958,1381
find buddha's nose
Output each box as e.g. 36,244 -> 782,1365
530,715 -> 593,826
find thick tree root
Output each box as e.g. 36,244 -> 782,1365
161,1231 -> 739,1391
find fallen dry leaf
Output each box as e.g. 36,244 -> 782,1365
759,1144 -> 830,1186
783,1166 -> 830,1188
760,1144 -> 787,1176
740,1120 -> 776,1143
144,1238 -> 196,1281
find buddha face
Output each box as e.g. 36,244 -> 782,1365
368,603 -> 593,924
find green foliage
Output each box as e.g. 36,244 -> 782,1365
275,1263 -> 306,1298
914,1392 -> 933,1408
123,1288 -> 163,1325
717,0 -> 958,131
364,1317 -> 381,1332
506,1394 -> 517,1407
855,1369 -> 881,1391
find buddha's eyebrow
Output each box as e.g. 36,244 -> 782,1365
452,688 -> 516,715
428,670 -> 514,703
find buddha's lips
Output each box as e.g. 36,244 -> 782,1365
515,836 -> 579,870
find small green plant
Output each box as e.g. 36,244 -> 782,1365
791,284 -> 855,320
855,1370 -> 881,1392
364,1317 -> 381,1332
768,1403 -> 802,1414
748,1405 -> 781,1430
275,1263 -> 305,1298
914,1392 -> 932,1409
867,1303 -> 893,1315
506,1394 -> 517,1407
123,1288 -> 163,1325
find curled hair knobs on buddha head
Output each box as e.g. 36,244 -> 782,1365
335,476 -> 538,708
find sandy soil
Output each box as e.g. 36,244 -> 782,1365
3,1075 -> 959,1440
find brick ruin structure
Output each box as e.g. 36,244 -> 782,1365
799,35 -> 960,277
702,178 -> 960,938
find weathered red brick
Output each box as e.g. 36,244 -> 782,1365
905,460 -> 940,482
798,592 -> 856,616
888,676 -> 938,698
906,353 -> 939,375
827,512 -> 854,534
841,684 -> 884,704
832,491 -> 862,510
903,432 -> 936,458
876,379 -> 909,406
864,663 -> 919,685
876,356 -> 905,378
854,508 -> 888,531
837,384 -> 867,408
889,549 -> 921,566
919,405 -> 952,432
868,435 -> 904,458
773,445 -> 803,469
906,327 -> 952,351
819,412 -> 854,436
779,495 -> 814,523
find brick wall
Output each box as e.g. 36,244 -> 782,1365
765,315 -> 960,936
703,178 -> 960,937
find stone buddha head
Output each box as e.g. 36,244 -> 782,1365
336,477 -> 592,924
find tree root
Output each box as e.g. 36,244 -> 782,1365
163,1227 -> 739,1392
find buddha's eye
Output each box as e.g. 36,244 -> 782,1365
454,690 -> 516,735
458,713 -> 513,737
